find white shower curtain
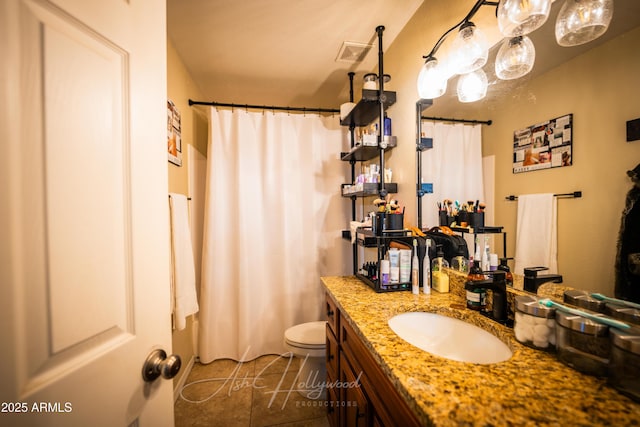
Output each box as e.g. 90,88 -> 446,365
420,122 -> 485,228
198,108 -> 344,363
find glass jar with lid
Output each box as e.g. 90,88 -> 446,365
563,289 -> 607,313
605,303 -> 640,327
514,295 -> 556,351
609,327 -> 640,402
555,311 -> 610,376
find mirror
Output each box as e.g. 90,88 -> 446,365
415,0 -> 640,295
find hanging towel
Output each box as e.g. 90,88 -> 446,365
169,193 -> 199,330
514,193 -> 558,278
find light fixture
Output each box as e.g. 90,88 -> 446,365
451,22 -> 489,74
555,0 -> 613,47
417,57 -> 448,99
495,35 -> 536,80
416,0 -> 614,103
498,0 -> 552,37
457,69 -> 488,102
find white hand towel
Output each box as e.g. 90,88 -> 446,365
514,193 -> 558,278
169,193 -> 199,330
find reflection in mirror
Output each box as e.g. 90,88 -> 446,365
415,0 -> 640,295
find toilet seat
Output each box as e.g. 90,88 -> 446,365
284,321 -> 326,349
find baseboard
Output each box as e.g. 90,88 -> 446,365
174,354 -> 195,402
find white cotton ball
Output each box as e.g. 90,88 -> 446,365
521,314 -> 534,325
534,324 -> 550,336
521,324 -> 534,342
533,338 -> 549,348
515,311 -> 523,324
534,316 -> 547,325
547,318 -> 556,328
549,331 -> 557,345
514,324 -> 527,342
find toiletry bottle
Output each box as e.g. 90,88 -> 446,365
498,258 -> 514,287
412,239 -> 419,295
481,237 -> 490,273
451,249 -> 469,273
423,239 -> 431,294
388,248 -> 400,284
431,246 -> 450,293
465,260 -> 487,311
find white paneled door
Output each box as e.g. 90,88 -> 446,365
0,0 -> 174,426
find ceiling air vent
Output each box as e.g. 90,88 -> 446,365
335,41 -> 372,63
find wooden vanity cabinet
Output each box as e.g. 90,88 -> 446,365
325,292 -> 421,427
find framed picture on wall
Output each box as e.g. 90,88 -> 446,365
512,113 -> 572,173
167,99 -> 182,166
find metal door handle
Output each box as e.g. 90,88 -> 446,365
142,349 -> 181,382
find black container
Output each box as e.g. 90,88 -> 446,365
469,212 -> 485,229
373,212 -> 386,236
438,211 -> 455,227
386,213 -> 404,232
457,211 -> 470,227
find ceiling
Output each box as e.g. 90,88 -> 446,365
167,0 -> 424,108
167,0 -> 640,111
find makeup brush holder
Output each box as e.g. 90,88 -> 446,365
457,211 -> 470,227
469,212 -> 485,229
373,212 -> 387,236
386,213 -> 404,233
439,211 -> 455,227
373,212 -> 404,236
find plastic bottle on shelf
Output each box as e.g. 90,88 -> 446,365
481,236 -> 490,273
431,246 -> 450,293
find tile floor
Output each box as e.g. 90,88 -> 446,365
174,355 -> 330,427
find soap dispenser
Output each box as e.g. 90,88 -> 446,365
451,248 -> 469,273
431,245 -> 450,293
498,258 -> 513,287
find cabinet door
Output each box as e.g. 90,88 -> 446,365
340,353 -> 369,427
326,323 -> 339,379
326,292 -> 339,334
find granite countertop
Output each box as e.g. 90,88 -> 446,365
321,275 -> 640,427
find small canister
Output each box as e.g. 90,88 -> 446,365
555,311 -> 610,376
605,303 -> 640,327
609,327 -> 640,402
363,73 -> 378,90
514,295 -> 556,351
563,290 -> 607,313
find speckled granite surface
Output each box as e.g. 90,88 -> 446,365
322,275 -> 640,427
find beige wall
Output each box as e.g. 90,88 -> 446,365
382,6 -> 640,294
167,38 -> 208,389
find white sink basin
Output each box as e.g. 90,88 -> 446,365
388,312 -> 512,364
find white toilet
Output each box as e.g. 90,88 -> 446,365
284,321 -> 327,400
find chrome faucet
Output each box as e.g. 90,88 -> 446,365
523,267 -> 563,293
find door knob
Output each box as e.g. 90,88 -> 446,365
142,349 -> 181,382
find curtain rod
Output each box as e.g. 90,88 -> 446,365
421,115 -> 492,125
505,191 -> 582,201
188,99 -> 339,114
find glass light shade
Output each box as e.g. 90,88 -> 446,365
417,58 -> 448,99
495,36 -> 536,80
451,22 -> 489,75
555,0 -> 613,47
457,69 -> 488,103
498,0 -> 552,37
